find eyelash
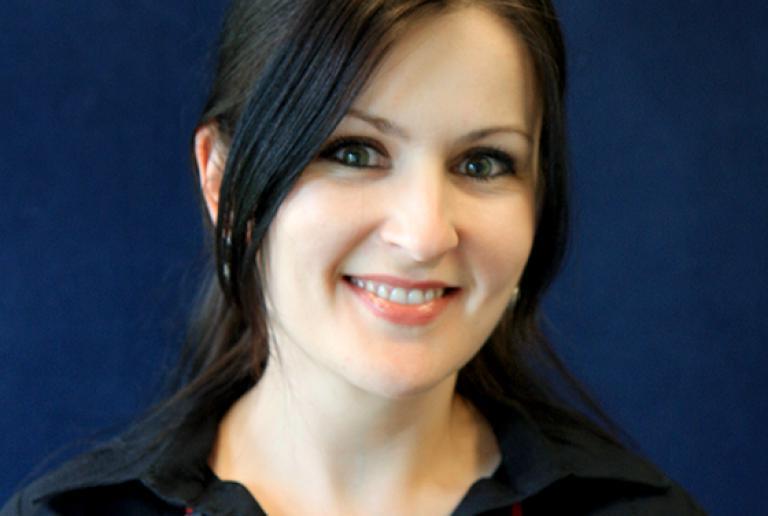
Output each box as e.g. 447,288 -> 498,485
456,147 -> 517,181
318,137 -> 389,169
318,137 -> 517,181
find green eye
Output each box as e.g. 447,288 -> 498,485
339,145 -> 371,167
457,148 -> 517,181
464,156 -> 494,178
319,138 -> 389,168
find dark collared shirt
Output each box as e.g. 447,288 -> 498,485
2,402 -> 705,515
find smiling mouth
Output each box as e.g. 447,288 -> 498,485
343,276 -> 458,305
342,275 -> 459,326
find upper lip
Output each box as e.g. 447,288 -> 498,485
346,274 -> 456,290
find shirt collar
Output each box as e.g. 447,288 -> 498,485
31,400 -> 672,509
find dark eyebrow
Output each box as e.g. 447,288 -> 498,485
347,109 -> 532,144
348,109 -> 410,139
459,126 -> 532,144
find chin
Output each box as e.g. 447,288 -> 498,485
346,360 -> 460,401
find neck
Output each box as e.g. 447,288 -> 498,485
210,357 -> 498,513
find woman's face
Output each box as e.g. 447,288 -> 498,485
262,7 -> 540,398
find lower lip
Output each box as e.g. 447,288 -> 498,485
344,279 -> 456,326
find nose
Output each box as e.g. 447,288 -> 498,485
378,161 -> 459,263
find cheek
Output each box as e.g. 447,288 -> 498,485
473,193 -> 535,271
462,195 -> 535,308
265,179 -> 368,297
494,212 -> 535,277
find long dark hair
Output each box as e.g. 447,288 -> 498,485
161,0 -> 625,446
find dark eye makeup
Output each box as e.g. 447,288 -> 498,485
454,147 -> 518,181
318,137 -> 390,169
318,136 -> 518,181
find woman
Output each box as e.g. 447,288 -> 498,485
3,0 -> 704,514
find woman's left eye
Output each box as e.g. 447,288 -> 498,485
319,138 -> 389,168
455,148 -> 517,181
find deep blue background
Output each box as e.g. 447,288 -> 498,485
1,2 -> 766,514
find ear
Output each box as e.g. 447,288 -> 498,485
194,123 -> 227,224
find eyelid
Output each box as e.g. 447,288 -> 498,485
318,136 -> 391,168
453,146 -> 518,179
317,138 -> 517,179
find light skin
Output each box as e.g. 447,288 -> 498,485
196,6 -> 541,515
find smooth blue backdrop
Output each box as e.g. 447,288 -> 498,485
2,2 -> 766,514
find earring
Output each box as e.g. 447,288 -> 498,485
510,286 -> 520,305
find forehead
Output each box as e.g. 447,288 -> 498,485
353,6 -> 541,138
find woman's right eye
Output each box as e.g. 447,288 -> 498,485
319,138 -> 389,168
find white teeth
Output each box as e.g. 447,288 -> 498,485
407,289 -> 424,305
390,287 -> 407,304
348,276 -> 448,305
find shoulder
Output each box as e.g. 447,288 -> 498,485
485,403 -> 706,515
530,421 -> 706,515
524,476 -> 705,515
1,480 -> 178,516
0,407 -> 230,516
1,432 -> 178,516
